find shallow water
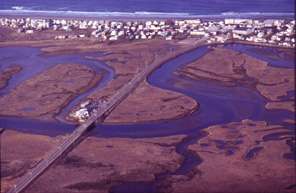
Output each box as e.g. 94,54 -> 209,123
96,45 -> 295,193
111,45 -> 294,192
0,45 -> 294,137
0,45 -> 294,192
0,47 -> 115,121
222,44 -> 294,68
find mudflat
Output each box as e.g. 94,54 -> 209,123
175,48 -> 294,112
1,129 -> 187,193
0,22 -> 294,193
0,65 -> 24,89
0,63 -> 102,120
67,39 -> 198,123
160,119 -> 295,193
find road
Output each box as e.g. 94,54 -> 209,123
8,37 -> 208,193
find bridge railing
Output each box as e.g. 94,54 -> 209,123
8,37 -> 209,193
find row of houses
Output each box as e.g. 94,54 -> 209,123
0,17 -> 294,47
222,19 -> 295,46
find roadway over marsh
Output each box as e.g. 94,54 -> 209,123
8,37 -> 209,193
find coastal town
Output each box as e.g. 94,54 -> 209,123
1,16 -> 294,122
1,15 -> 295,193
0,17 -> 295,48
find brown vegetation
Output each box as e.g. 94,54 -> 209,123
1,130 -> 67,192
1,129 -> 187,193
0,65 -> 24,89
0,63 -> 102,120
160,119 -> 295,193
176,48 -> 295,111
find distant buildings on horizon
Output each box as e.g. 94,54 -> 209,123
0,17 -> 295,47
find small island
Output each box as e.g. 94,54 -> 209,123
0,15 -> 295,193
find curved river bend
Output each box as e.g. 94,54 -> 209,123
0,44 -> 294,192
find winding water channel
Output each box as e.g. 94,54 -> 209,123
0,44 -> 294,192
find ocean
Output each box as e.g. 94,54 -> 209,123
0,0 -> 294,19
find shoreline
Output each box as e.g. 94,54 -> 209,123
0,13 -> 294,124
0,13 -> 295,22
0,37 -> 294,50
210,39 -> 295,50
0,39 -> 293,125
1,29 -> 294,193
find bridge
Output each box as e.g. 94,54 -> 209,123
8,37 -> 208,193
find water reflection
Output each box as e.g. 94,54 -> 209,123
0,45 -> 294,139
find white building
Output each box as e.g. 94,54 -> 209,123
233,27 -> 254,35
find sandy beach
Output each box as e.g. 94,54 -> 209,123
0,14 -> 295,193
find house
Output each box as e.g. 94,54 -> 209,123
17,28 -> 24,33
166,35 -> 173,40
55,35 -> 66,40
118,31 -> 125,36
190,30 -> 205,35
234,19 -> 253,24
257,31 -> 265,38
263,20 -> 276,27
225,19 -> 235,24
285,37 -> 291,42
109,36 -> 118,41
283,42 -> 291,47
254,22 -> 265,28
91,29 -> 101,36
145,21 -> 152,26
73,108 -> 89,122
268,40 -> 276,44
110,30 -> 118,36
150,25 -> 160,31
233,27 -> 254,35
271,35 -> 278,41
274,20 -> 285,26
254,37 -> 266,43
25,30 -> 34,34
68,35 -> 78,39
208,25 -> 219,32
153,20 -> 158,25
185,19 -> 200,24
80,101 -> 90,108
215,35 -> 228,42
138,24 -> 143,30
246,36 -> 256,41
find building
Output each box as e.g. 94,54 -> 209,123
233,27 -> 254,35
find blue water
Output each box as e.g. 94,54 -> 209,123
222,44 -> 295,68
0,47 -> 114,98
0,0 -> 294,18
0,45 -> 294,193
0,46 -> 115,122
